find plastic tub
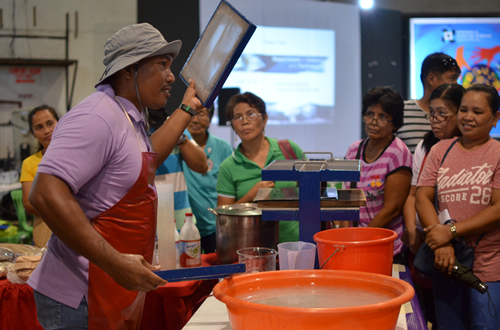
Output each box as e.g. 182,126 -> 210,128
314,228 -> 397,276
213,269 -> 414,330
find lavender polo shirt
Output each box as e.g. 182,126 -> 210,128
27,84 -> 151,309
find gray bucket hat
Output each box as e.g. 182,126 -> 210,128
96,23 -> 182,86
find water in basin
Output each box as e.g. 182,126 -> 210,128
236,286 -> 394,308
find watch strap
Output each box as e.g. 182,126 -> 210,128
179,103 -> 197,117
450,224 -> 458,238
177,134 -> 188,145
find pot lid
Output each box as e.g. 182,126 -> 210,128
212,203 -> 262,216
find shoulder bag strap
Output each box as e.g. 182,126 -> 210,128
417,152 -> 429,182
434,138 -> 460,210
278,139 -> 293,160
278,139 -> 298,160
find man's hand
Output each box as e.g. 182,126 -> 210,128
181,79 -> 202,111
248,181 -> 275,199
103,253 -> 167,292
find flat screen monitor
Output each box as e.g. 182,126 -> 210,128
409,17 -> 500,137
180,0 -> 256,108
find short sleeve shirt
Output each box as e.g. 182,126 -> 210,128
345,136 -> 412,255
418,138 -> 500,282
27,84 -> 150,309
20,151 -> 43,182
183,133 -> 233,237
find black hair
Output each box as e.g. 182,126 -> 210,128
420,52 -> 461,86
464,84 -> 500,115
421,131 -> 440,154
429,83 -> 465,113
225,92 -> 266,122
28,105 -> 60,152
28,105 -> 59,134
362,86 -> 404,131
147,108 -> 168,130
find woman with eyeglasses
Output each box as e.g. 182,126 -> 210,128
343,86 -> 412,263
404,84 -> 465,254
216,92 -> 303,243
19,105 -> 59,248
416,84 -> 500,330
402,83 -> 464,330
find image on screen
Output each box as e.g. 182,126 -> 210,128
222,25 -> 335,125
410,17 -> 500,137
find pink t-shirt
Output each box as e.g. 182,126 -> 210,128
345,136 -> 412,255
418,138 -> 500,282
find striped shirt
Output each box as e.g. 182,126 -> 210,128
396,100 -> 431,153
345,136 -> 412,255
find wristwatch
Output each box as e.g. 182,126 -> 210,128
450,224 -> 458,238
178,103 -> 197,117
177,134 -> 188,145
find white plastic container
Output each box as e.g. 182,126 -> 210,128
174,220 -> 180,268
179,213 -> 201,268
155,182 -> 176,270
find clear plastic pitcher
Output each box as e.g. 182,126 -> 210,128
278,241 -> 317,270
237,247 -> 278,273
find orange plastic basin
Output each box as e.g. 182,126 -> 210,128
314,227 -> 397,276
213,270 -> 414,330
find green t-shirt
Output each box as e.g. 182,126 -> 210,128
216,137 -> 303,243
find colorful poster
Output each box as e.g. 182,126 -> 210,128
410,18 -> 500,99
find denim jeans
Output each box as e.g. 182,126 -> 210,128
33,290 -> 88,330
470,280 -> 500,330
433,279 -> 471,330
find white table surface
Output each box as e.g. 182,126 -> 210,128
183,265 -> 411,330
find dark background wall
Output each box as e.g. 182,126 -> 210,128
138,0 -> 200,115
360,8 -> 403,137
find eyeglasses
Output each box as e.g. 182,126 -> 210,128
363,112 -> 393,127
193,112 -> 209,120
425,113 -> 453,123
231,111 -> 262,125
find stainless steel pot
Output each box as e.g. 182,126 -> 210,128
207,203 -> 279,265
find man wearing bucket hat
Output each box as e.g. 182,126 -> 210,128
27,23 -> 202,329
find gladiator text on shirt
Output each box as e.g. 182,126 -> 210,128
437,163 -> 494,206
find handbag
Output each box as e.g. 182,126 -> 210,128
413,138 -> 483,283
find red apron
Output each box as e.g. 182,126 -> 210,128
88,101 -> 158,329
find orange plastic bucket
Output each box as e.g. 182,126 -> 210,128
313,228 -> 397,276
213,269 -> 414,330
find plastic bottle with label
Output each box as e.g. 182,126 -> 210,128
174,220 -> 180,268
153,235 -> 159,266
179,213 -> 201,268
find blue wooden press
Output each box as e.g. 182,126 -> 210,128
258,152 -> 363,269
